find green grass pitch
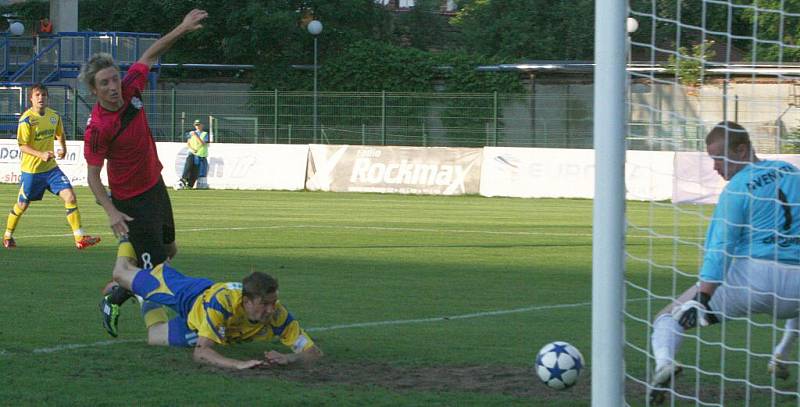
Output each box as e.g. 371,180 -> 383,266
0,184 -> 797,405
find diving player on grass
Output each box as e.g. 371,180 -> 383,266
100,238 -> 323,369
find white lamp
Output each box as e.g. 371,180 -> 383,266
9,21 -> 24,36
307,20 -> 323,36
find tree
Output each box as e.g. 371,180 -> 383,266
740,0 -> 800,61
665,40 -> 716,88
450,0 -> 594,60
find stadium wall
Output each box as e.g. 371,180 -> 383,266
0,139 -> 749,202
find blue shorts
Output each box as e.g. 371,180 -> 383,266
167,315 -> 199,347
132,264 -> 213,348
18,167 -> 72,203
131,263 -> 214,319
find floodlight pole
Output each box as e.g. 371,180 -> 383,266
313,36 -> 318,144
308,20 -> 323,144
592,0 -> 626,406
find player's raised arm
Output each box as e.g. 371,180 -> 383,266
193,336 -> 263,370
138,9 -> 208,68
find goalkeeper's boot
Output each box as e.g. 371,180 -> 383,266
76,235 -> 101,250
2,236 -> 16,248
768,356 -> 791,380
648,362 -> 683,405
99,291 -> 121,338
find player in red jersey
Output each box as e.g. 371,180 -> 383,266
81,9 -> 207,306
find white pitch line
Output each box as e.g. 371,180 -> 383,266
17,302 -> 591,356
32,339 -> 142,354
14,298 -> 652,356
305,301 -> 592,332
12,223 -> 683,241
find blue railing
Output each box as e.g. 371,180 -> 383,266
57,32 -> 159,71
8,39 -> 60,83
0,31 -> 159,83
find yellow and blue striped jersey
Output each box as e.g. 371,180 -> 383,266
17,107 -> 63,173
187,282 -> 315,352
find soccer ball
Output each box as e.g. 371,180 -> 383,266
535,341 -> 584,389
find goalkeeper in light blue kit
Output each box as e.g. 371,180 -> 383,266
648,122 -> 800,404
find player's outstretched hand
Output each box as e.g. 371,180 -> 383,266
181,9 -> 208,33
56,149 -> 65,159
264,350 -> 290,366
236,359 -> 264,370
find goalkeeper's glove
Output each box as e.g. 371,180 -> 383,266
672,292 -> 712,329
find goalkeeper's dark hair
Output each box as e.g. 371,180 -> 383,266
705,121 -> 752,152
242,271 -> 278,300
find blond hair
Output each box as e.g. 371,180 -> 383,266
78,53 -> 119,89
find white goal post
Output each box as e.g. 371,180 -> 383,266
592,0 -> 627,406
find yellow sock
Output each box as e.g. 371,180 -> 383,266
118,240 -> 136,260
5,202 -> 25,237
141,302 -> 170,328
65,202 -> 83,242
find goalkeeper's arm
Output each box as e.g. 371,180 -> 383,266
672,282 -> 720,329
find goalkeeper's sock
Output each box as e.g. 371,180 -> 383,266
774,317 -> 799,359
141,300 -> 170,328
5,202 -> 26,237
64,202 -> 83,241
652,314 -> 684,371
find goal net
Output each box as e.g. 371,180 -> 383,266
208,115 -> 260,143
622,1 -> 800,405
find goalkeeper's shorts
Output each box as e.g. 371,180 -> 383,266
709,257 -> 800,320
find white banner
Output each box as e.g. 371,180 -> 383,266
673,152 -> 800,204
306,145 -> 482,195
158,143 -> 309,190
480,147 -> 674,201
0,139 -> 93,185
1,140 -> 309,191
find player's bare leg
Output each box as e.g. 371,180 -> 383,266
146,322 -> 169,346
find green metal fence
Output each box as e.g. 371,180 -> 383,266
2,86 -> 791,152
60,89 -> 594,148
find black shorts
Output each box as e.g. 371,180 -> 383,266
112,177 -> 176,268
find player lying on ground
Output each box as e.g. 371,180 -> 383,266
648,121 -> 800,404
100,238 -> 323,369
